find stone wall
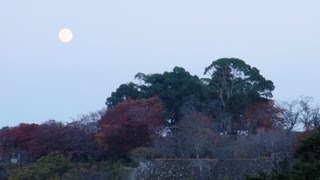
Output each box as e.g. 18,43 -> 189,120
130,153 -> 292,180
1,153 -> 292,180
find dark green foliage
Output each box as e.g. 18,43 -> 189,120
204,58 -> 274,98
295,129 -> 320,161
291,129 -> 320,179
137,67 -> 206,121
105,161 -> 124,180
203,58 -> 275,133
106,67 -> 206,123
106,82 -> 142,108
204,58 -> 274,114
9,153 -> 71,180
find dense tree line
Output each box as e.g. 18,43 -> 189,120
0,58 -> 319,179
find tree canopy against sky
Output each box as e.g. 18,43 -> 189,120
106,58 -> 275,129
106,67 -> 206,123
204,58 -> 274,110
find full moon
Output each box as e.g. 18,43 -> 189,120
58,28 -> 73,43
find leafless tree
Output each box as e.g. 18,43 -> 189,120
278,97 -> 320,131
69,109 -> 106,135
278,100 -> 301,132
311,106 -> 320,128
299,97 -> 314,131
175,112 -> 217,159
230,129 -> 297,158
298,97 -> 320,130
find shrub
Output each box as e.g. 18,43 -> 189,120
9,153 -> 71,180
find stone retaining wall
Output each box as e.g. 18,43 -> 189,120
130,153 -> 292,180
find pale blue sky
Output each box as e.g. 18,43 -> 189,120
1,1 -> 320,127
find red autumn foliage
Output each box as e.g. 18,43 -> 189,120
243,100 -> 282,134
96,97 -> 164,157
0,120 -> 103,161
12,124 -> 40,151
0,123 -> 39,158
28,120 -> 100,160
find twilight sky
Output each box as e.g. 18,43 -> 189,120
1,1 -> 320,127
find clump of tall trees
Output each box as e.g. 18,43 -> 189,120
107,58 -> 276,132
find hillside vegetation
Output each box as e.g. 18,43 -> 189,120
1,58 -> 319,179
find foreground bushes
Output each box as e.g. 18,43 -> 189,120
6,154 -> 133,180
9,153 -> 71,180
